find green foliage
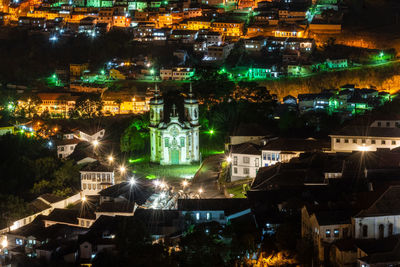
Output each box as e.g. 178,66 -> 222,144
120,114 -> 149,154
193,68 -> 235,101
0,195 -> 29,227
74,94 -> 103,118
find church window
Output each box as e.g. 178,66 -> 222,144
180,137 -> 185,147
165,138 -> 169,147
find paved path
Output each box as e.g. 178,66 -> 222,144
191,154 -> 226,198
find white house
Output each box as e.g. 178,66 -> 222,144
230,142 -> 261,181
261,138 -> 328,167
75,128 -> 105,142
354,186 -> 400,240
160,67 -> 195,81
55,138 -> 81,159
330,118 -> 400,152
178,199 -> 251,225
80,162 -> 115,196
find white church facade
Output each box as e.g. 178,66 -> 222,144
149,85 -> 200,165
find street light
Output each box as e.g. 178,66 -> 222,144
92,140 -> 99,148
1,238 -> 7,248
129,177 -> 136,185
82,196 -> 87,202
153,180 -> 160,187
119,165 -> 126,174
182,180 -> 188,188
108,155 -> 114,163
198,188 -> 203,194
226,156 -> 232,163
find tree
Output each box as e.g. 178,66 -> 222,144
0,195 -> 28,226
75,94 -> 103,117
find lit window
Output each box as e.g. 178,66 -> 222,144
325,229 -> 331,238
196,213 -> 200,220
334,229 -> 339,237
206,213 -> 211,220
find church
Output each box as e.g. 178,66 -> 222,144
149,84 -> 200,165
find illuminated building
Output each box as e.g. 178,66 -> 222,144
149,85 -> 200,165
273,24 -> 306,38
102,92 -> 150,114
0,123 -> 15,136
230,142 -> 261,181
244,36 -> 266,52
211,20 -> 244,37
186,16 -> 212,31
112,14 -> 130,27
205,43 -> 234,61
325,58 -> 348,69
70,63 -> 89,79
330,118 -> 400,152
80,162 -> 114,196
0,12 -> 10,25
98,7 -> 113,23
160,67 -> 195,81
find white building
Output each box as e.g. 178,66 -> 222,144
261,138 -> 328,167
230,142 -> 261,181
354,186 -> 400,240
330,119 -> 400,152
80,162 -> 115,196
205,43 -> 234,61
75,128 -> 105,142
149,84 -> 200,165
178,199 -> 251,225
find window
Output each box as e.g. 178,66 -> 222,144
233,156 -> 238,165
392,140 -> 396,145
325,229 -> 331,238
371,140 -> 376,144
206,212 -> 211,220
334,229 -> 339,237
389,223 -> 394,236
16,238 -> 23,246
362,139 -> 366,144
382,140 -> 386,145
233,167 -> 237,174
195,212 -> 200,220
353,139 -> 357,143
164,138 -> 169,147
272,154 -> 275,161
387,122 -> 390,127
336,139 -> 340,143
255,158 -> 259,167
243,168 -> 250,175
86,221 -> 90,227
379,224 -> 384,239
343,228 -> 348,238
263,153 -> 266,160
362,225 -> 368,237
344,139 -> 349,143
180,137 -> 185,147
267,153 -> 271,160
81,220 -> 84,226
88,184 -> 91,190
243,157 -> 250,164
378,122 -> 381,127
83,183 -> 87,190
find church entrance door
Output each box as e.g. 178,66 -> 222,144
171,149 -> 179,164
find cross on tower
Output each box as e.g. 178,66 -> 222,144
172,104 -> 177,117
